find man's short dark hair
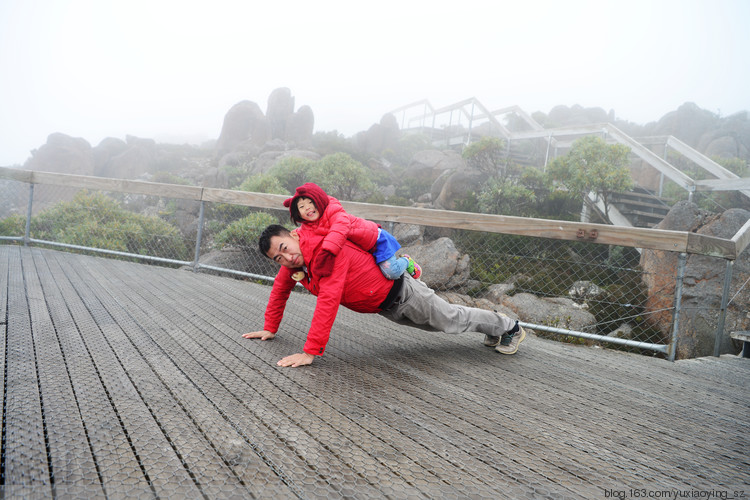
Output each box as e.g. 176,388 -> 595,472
258,225 -> 291,258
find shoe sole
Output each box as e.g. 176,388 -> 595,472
495,327 -> 526,355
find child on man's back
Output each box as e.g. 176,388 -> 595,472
283,182 -> 421,279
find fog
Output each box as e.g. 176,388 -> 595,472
1,0 -> 748,166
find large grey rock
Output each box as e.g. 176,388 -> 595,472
500,293 -> 597,333
401,237 -> 470,290
266,87 -> 295,141
25,132 -> 95,176
285,105 -> 314,147
640,201 -> 750,359
433,169 -> 488,210
408,149 -> 465,182
215,100 -> 270,157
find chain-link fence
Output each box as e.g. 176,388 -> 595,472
1,170 -> 746,360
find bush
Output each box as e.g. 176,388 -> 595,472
214,212 -> 280,251
30,191 -> 189,260
269,157 -> 316,193
238,173 -> 287,195
309,152 -> 374,201
0,213 -> 25,238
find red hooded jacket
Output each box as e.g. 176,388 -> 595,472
262,231 -> 394,356
283,183 -> 379,257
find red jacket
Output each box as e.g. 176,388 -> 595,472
283,182 -> 379,257
262,233 -> 393,356
299,195 -> 379,257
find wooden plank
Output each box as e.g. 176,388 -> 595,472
0,166 -> 33,183
72,256 -> 292,498
29,170 -> 203,200
4,247 -> 52,495
24,249 -> 105,497
57,252 -> 257,498
342,201 -> 692,252
43,252 -> 203,498
686,233 -> 737,260
94,257 -> 398,497
731,218 -> 750,257
201,187 -> 288,208
0,245 -> 9,324
32,248 -> 152,493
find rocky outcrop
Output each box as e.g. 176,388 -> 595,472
355,113 -> 400,155
266,87 -> 295,141
25,133 -> 95,176
640,201 -> 750,359
499,293 -> 597,333
215,100 -> 270,158
401,237 -> 470,290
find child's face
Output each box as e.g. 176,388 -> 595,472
297,197 -> 320,222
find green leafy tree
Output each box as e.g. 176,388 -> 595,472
477,177 -> 537,217
269,156 -> 316,193
310,152 -> 374,201
238,173 -> 287,195
547,136 -> 633,221
462,137 -> 508,177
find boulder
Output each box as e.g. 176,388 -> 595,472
24,132 -> 95,176
433,169 -> 488,210
437,291 -> 518,319
103,145 -> 153,179
401,237 -> 470,290
285,105 -> 314,147
484,283 -> 516,303
640,201 -> 750,359
215,100 -> 269,157
391,223 -> 424,245
355,113 -> 400,155
93,137 -> 129,175
408,149 -> 466,184
266,87 -> 295,141
500,293 -> 597,333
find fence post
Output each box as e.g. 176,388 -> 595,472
714,259 -> 734,357
192,200 -> 205,272
24,183 -> 34,246
668,252 -> 687,361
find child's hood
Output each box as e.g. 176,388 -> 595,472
283,182 -> 330,224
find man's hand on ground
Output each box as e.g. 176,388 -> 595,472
242,330 -> 276,341
277,352 -> 315,367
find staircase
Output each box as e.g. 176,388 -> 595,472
607,187 -> 672,228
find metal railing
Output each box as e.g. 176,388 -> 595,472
2,166 -> 748,360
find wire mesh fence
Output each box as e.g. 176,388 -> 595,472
1,172 -> 744,359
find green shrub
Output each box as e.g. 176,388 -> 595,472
0,213 -> 26,238
30,191 -> 189,260
214,212 -> 280,251
238,173 -> 287,195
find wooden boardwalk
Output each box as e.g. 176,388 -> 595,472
1,245 -> 748,499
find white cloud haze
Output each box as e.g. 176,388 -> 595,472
1,0 -> 748,166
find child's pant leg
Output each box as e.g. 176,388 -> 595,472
378,255 -> 408,280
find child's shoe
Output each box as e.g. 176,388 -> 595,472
402,254 -> 422,279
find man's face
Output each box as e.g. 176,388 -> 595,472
297,197 -> 320,222
266,233 -> 305,268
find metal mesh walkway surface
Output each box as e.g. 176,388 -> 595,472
1,245 -> 748,499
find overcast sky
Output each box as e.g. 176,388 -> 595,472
1,0 -> 748,166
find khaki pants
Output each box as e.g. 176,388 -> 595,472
379,275 -> 515,337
